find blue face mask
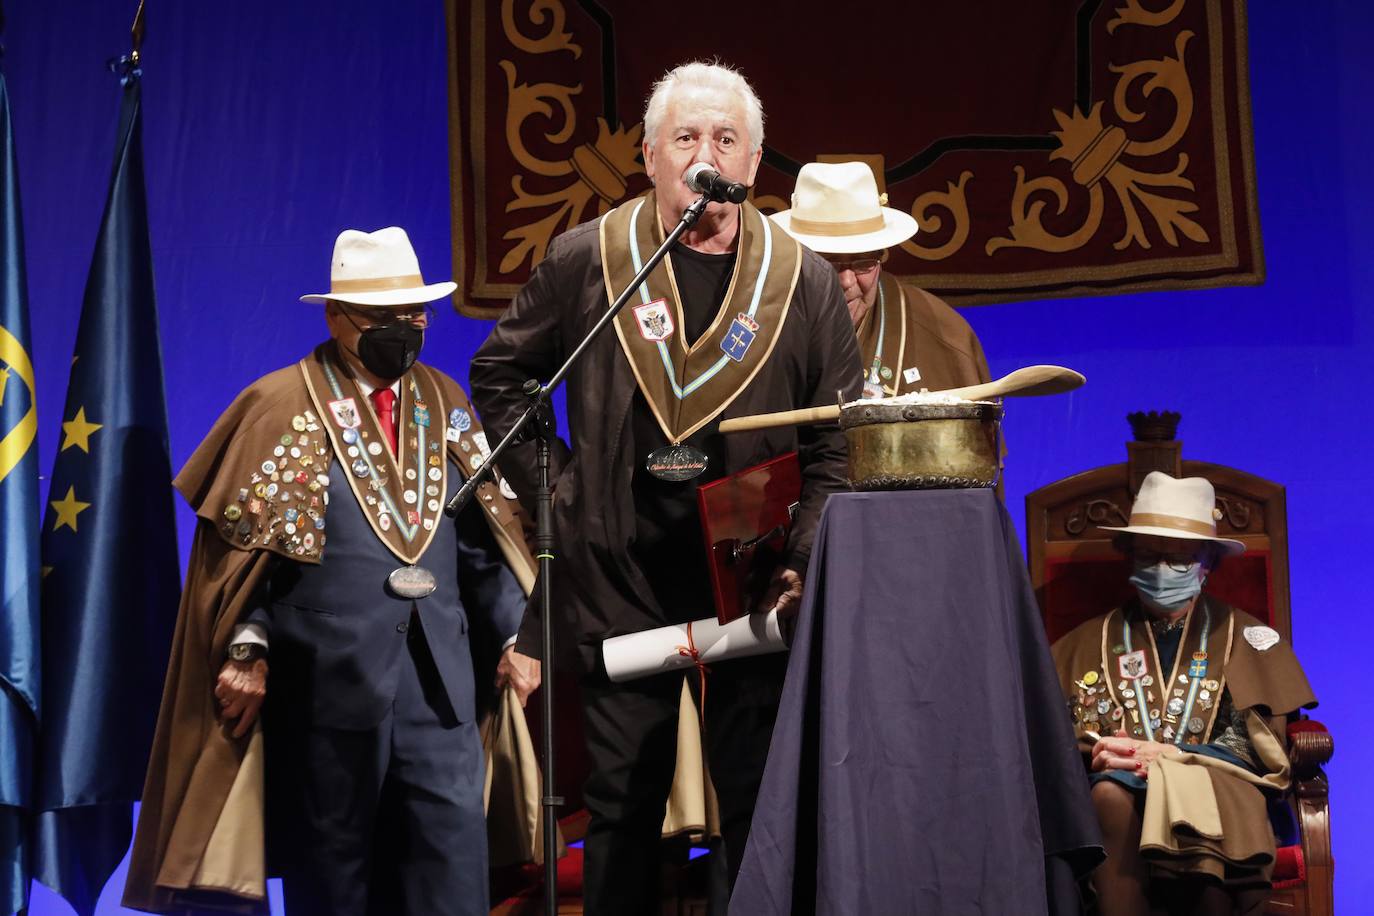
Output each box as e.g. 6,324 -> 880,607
1129,561 -> 1203,610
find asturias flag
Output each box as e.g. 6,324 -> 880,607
34,60 -> 181,916
0,66 -> 40,916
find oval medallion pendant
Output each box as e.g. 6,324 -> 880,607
388,565 -> 437,599
646,445 -> 709,481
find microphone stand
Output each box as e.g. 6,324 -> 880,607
446,192 -> 711,916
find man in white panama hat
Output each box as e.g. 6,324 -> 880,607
127,227 -> 541,915
1050,472 -> 1316,915
773,160 -> 992,399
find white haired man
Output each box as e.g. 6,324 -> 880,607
471,62 -> 861,911
774,161 -> 991,398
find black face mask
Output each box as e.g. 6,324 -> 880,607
342,308 -> 425,379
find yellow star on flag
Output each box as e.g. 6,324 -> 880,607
50,486 -> 91,532
61,407 -> 103,453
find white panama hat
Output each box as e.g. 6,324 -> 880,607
1098,471 -> 1245,555
770,161 -> 918,254
300,226 -> 457,307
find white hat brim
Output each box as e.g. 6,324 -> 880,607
300,281 -> 457,307
770,207 -> 918,254
1097,524 -> 1246,556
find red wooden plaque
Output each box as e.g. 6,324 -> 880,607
696,451 -> 802,625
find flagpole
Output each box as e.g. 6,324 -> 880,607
130,0 -> 145,66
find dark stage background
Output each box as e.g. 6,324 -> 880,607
7,1 -> 1369,912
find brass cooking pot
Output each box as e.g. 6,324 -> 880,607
839,400 -> 1002,490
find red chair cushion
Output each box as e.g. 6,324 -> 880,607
1272,844 -> 1307,888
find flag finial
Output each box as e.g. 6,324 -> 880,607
130,0 -> 146,65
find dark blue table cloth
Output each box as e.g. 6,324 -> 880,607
730,490 -> 1103,915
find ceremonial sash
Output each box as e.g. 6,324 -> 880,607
1090,598 -> 1237,746
301,350 -> 450,566
856,273 -> 909,397
602,192 -> 801,443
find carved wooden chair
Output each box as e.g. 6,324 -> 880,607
1025,411 -> 1333,916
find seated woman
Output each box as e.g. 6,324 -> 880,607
1052,472 -> 1316,916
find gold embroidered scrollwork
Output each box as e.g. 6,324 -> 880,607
1107,0 -> 1185,34
987,11 -> 1208,257
901,171 -> 973,261
497,0 -> 646,275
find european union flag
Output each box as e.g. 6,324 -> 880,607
0,68 -> 40,916
34,62 -> 181,916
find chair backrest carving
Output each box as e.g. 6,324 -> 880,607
1026,412 -> 1291,645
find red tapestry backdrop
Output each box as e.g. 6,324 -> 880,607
447,0 -> 1263,317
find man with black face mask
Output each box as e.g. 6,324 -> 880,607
125,228 -> 542,916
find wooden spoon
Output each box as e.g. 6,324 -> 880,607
717,364 -> 1085,434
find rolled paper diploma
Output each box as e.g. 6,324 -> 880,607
602,611 -> 788,683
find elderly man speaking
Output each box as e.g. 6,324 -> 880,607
471,62 -> 861,911
774,160 -> 991,398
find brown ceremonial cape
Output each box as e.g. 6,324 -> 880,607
123,342 -> 536,914
856,273 -> 990,397
1052,595 -> 1317,885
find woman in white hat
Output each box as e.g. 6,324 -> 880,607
1051,472 -> 1317,916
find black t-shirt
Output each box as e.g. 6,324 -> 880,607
629,243 -> 737,623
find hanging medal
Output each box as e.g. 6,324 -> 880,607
645,443 -> 710,481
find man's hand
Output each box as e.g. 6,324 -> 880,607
495,647 -> 542,708
1090,730 -> 1184,778
758,567 -> 804,618
215,658 -> 268,739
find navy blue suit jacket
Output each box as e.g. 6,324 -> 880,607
252,459 -> 524,729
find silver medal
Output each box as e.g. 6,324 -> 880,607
645,444 -> 709,481
388,565 -> 437,599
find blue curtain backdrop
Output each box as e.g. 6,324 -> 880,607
5,1 -> 1370,912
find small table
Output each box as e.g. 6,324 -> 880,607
730,489 -> 1102,915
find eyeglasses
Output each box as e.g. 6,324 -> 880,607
821,253 -> 885,275
1133,550 -> 1203,573
342,302 -> 432,325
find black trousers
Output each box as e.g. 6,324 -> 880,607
266,625 -> 488,916
579,650 -> 788,915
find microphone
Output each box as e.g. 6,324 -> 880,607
684,163 -> 749,204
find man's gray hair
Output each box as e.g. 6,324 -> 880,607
642,61 -> 765,154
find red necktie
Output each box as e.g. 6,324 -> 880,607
370,387 -> 397,455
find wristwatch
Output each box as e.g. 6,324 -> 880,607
227,642 -> 267,663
